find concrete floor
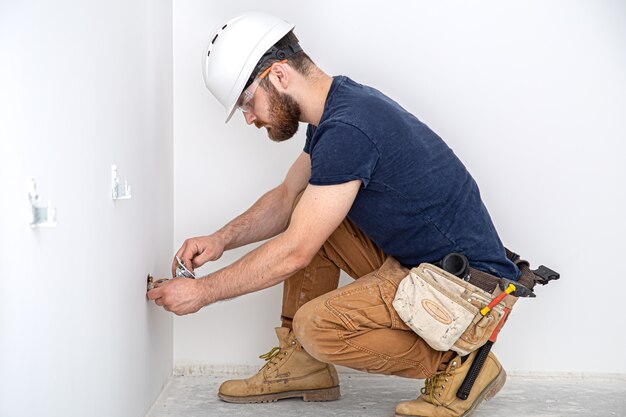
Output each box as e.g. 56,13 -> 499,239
147,370 -> 626,417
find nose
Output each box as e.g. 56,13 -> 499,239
243,111 -> 256,125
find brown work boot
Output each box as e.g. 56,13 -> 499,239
218,327 -> 340,403
395,351 -> 506,417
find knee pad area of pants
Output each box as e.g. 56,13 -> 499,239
292,302 -> 330,362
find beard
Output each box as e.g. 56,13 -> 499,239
254,80 -> 301,142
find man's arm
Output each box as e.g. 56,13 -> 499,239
150,179 -> 361,315
173,152 -> 311,274
216,151 -> 311,250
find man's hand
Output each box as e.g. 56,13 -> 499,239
172,235 -> 225,277
147,277 -> 209,316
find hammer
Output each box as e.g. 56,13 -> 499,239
456,279 -> 534,400
480,278 -> 535,316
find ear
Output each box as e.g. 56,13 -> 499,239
269,62 -> 290,91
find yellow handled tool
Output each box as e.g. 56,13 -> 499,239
480,283 -> 516,316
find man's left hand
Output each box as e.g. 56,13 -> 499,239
147,277 -> 208,316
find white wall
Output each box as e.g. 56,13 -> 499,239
0,1 -> 174,416
173,0 -> 626,373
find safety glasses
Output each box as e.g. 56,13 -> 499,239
236,59 -> 288,113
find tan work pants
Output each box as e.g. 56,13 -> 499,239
283,211 -> 455,379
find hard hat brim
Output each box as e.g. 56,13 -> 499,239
225,104 -> 238,123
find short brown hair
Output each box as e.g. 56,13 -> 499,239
247,30 -> 315,88
269,31 -> 315,77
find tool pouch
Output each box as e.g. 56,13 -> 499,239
392,263 -> 513,355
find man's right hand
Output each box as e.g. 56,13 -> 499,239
172,235 -> 225,277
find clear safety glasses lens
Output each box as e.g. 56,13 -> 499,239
236,59 -> 288,114
236,80 -> 260,113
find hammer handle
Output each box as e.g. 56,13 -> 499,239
456,341 -> 492,400
456,307 -> 511,400
480,283 -> 515,316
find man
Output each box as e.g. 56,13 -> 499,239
147,12 -> 522,417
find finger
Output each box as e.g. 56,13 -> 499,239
147,282 -> 168,300
173,238 -> 194,276
179,245 -> 199,272
177,256 -> 194,273
173,240 -> 198,277
147,287 -> 161,300
191,249 -> 213,269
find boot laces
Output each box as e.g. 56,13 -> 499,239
420,364 -> 456,405
259,346 -> 282,368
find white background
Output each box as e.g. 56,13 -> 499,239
173,0 -> 626,374
1,3 -> 624,416
0,1 -> 173,416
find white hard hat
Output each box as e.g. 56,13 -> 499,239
203,12 -> 295,123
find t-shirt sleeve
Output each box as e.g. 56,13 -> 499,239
308,121 -> 380,188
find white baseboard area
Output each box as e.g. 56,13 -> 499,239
172,362 -> 626,380
172,362 -> 379,377
173,363 -> 260,377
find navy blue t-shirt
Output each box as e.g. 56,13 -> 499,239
304,76 -> 520,280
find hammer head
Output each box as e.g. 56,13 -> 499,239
499,278 -> 536,298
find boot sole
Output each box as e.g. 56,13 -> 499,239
219,385 -> 341,404
394,368 -> 506,417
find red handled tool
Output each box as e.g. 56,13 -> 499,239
456,278 -> 534,400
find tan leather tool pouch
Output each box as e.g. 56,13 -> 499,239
392,263 -> 511,355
